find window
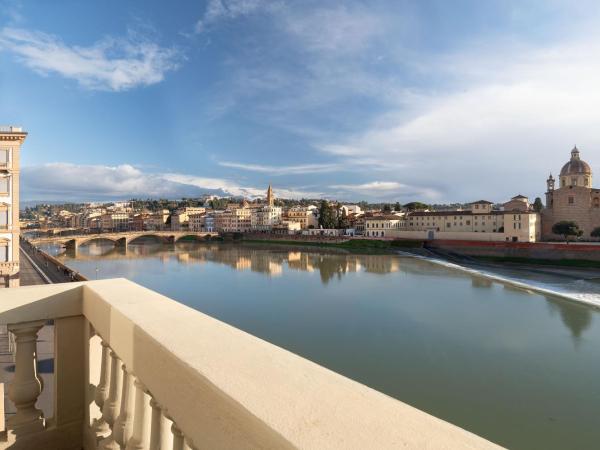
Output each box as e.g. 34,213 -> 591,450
0,207 -> 7,229
466,220 -> 471,225
585,177 -> 590,186
0,149 -> 9,165
594,198 -> 600,208
568,196 -> 574,205
0,177 -> 8,194
0,244 -> 7,262
572,177 -> 578,186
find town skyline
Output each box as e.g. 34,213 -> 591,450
3,1 -> 600,203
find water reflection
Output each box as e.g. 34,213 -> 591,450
545,295 -> 593,341
51,241 -> 598,341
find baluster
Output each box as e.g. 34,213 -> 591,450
184,437 -> 196,450
126,380 -> 151,450
6,320 -> 45,433
149,398 -> 165,450
171,423 -> 184,450
92,341 -> 112,437
101,351 -> 123,433
114,365 -> 136,447
100,363 -> 134,449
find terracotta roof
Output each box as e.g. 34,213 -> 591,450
469,200 -> 494,204
366,215 -> 403,220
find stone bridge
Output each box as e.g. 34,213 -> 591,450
27,231 -> 219,251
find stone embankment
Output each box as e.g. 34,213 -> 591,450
20,238 -> 88,283
426,239 -> 600,264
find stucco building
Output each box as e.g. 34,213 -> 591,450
0,126 -> 25,287
542,146 -> 600,239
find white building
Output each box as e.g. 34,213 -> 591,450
0,126 -> 25,287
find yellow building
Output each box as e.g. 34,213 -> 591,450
390,199 -> 540,242
0,126 -> 25,287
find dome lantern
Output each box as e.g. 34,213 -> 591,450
559,146 -> 592,188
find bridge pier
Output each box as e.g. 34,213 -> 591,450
115,237 -> 128,251
65,239 -> 78,253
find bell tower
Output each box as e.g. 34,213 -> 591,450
545,173 -> 555,209
266,184 -> 274,207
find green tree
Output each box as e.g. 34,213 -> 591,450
382,204 -> 392,213
338,208 -> 350,229
591,227 -> 600,238
318,200 -> 337,229
533,197 -> 544,212
394,202 -> 402,212
404,202 -> 429,211
552,221 -> 583,243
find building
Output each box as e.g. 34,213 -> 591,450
215,207 -> 252,232
100,212 -> 130,232
364,215 -> 403,237
0,126 -> 25,287
251,185 -> 282,231
285,205 -> 318,230
340,204 -> 363,216
171,207 -> 206,231
542,147 -> 600,239
145,210 -> 170,231
388,199 -> 540,242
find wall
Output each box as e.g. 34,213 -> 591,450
427,239 -> 600,262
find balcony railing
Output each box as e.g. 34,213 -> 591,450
0,262 -> 18,276
0,279 -> 501,449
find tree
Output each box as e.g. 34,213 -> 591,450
552,221 -> 583,243
591,227 -> 600,238
533,197 -> 544,212
394,202 -> 402,212
318,200 -> 337,229
382,204 -> 392,213
338,208 -> 350,229
404,202 -> 429,211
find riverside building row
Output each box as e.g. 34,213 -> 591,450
24,147 -> 600,244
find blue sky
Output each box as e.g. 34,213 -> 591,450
2,0 -> 600,203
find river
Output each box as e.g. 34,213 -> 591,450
44,239 -> 600,450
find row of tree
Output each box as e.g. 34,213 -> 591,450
551,221 -> 600,242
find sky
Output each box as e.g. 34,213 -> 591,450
2,0 -> 600,204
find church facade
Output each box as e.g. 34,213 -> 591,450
542,147 -> 600,239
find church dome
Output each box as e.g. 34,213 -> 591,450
560,146 -> 592,176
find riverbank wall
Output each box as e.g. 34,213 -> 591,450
20,238 -> 88,282
426,240 -> 600,264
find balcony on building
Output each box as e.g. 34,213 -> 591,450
0,279 -> 500,449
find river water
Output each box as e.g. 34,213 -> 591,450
46,239 -> 600,449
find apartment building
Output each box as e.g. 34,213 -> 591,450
0,126 -> 26,287
286,206 -> 318,229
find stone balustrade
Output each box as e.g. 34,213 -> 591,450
0,280 -> 502,449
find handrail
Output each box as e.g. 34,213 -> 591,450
0,280 -> 502,449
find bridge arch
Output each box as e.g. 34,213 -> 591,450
78,236 -> 120,247
174,234 -> 207,243
128,234 -> 172,245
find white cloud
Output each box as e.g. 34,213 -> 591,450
0,27 -> 181,91
330,181 -> 439,200
21,163 -> 321,201
195,0 -> 280,32
318,34 -> 600,201
218,161 -> 339,175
